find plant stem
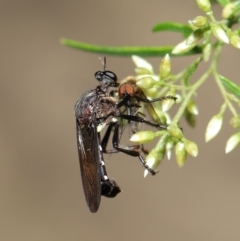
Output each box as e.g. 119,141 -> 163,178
171,43 -> 224,124
212,68 -> 238,117
172,66 -> 211,124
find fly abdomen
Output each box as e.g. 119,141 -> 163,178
101,179 -> 121,198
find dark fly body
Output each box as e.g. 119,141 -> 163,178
75,58 -> 176,213
75,59 -> 122,213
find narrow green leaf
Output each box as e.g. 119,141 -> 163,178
152,22 -> 192,37
219,75 -> 240,97
215,0 -> 231,7
61,38 -> 202,57
183,57 -> 202,86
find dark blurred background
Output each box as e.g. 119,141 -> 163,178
0,0 -> 240,240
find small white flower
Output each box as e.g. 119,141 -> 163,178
132,55 -> 154,74
160,54 -> 171,80
184,139 -> 199,157
229,33 -> 240,49
196,0 -> 211,12
130,131 -> 155,143
166,141 -> 174,160
144,143 -> 165,177
225,132 -> 240,153
175,142 -> 187,168
210,23 -> 229,44
222,3 -> 237,19
172,40 -> 196,54
187,100 -> 199,115
161,98 -> 175,112
144,156 -> 160,178
205,114 -> 223,142
136,75 -> 157,89
190,16 -> 208,27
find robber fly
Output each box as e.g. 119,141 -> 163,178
75,58 -> 176,213
75,58 -> 122,213
117,75 -> 177,125
107,75 -> 177,155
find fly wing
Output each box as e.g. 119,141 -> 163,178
146,102 -> 162,123
140,91 -> 162,124
76,118 -> 101,213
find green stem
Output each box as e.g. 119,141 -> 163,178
210,41 -> 238,116
163,83 -> 191,90
213,72 -> 238,116
171,40 -> 238,125
171,43 -> 223,124
207,11 -> 216,22
172,65 -> 211,124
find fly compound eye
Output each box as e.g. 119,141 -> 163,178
118,83 -> 135,98
95,71 -> 104,81
95,70 -> 118,87
104,71 -> 117,82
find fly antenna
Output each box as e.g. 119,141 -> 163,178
99,56 -> 107,70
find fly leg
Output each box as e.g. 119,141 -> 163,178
98,136 -> 121,198
101,122 -> 144,154
120,114 -> 167,130
111,122 -> 157,175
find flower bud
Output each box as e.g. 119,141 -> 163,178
196,0 -> 211,12
161,92 -> 176,112
144,148 -> 165,177
225,132 -> 240,153
130,131 -> 156,143
144,135 -> 168,177
184,108 -> 197,127
136,75 -> 156,89
205,114 -> 223,142
203,43 -> 212,62
187,100 -> 199,115
230,116 -> 240,128
186,29 -> 204,45
160,54 -> 171,81
190,16 -> 208,27
172,39 -> 196,55
166,140 -> 174,160
222,2 -> 238,19
188,20 -> 199,31
175,142 -> 187,168
183,139 -> 199,157
132,55 -> 154,74
167,124 -> 183,139
210,23 -> 229,44
144,87 -> 161,99
135,67 -> 153,75
229,32 -> 240,49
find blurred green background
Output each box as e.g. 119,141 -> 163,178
0,1 -> 240,241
